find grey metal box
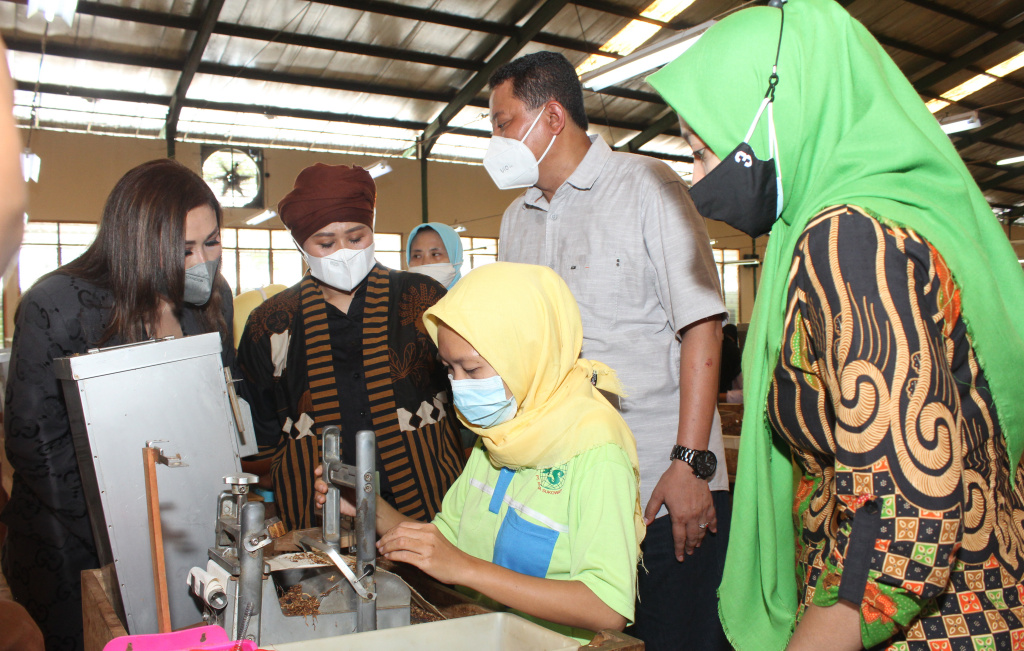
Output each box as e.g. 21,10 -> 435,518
54,333 -> 245,634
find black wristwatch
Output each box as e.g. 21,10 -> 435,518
670,445 -> 717,480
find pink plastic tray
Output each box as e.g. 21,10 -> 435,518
101,625 -> 257,651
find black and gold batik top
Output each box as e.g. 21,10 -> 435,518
768,206 -> 1024,650
238,264 -> 465,531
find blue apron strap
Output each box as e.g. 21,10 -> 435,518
489,468 -> 515,514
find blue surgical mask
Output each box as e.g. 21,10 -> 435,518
450,374 -> 518,428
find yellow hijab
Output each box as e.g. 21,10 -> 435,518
423,262 -> 644,548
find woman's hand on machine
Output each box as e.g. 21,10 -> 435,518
312,465 -> 356,518
377,522 -> 468,585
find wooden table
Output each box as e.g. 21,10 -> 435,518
82,566 -> 128,651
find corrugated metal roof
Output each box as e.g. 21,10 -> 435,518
2,0 -> 1024,216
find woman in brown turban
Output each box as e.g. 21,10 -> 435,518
237,164 -> 465,530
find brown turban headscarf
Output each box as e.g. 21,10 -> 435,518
278,164 -> 376,246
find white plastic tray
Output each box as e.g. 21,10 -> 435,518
263,612 -> 579,651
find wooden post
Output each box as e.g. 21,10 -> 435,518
142,446 -> 171,633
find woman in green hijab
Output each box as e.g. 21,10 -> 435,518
649,1 -> 1024,650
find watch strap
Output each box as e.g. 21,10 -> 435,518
670,445 -> 715,479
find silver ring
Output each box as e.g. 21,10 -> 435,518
698,523 -> 708,529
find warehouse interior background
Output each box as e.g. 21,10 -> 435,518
3,0 -> 1024,344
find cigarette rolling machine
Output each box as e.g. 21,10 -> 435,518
190,426 -> 410,645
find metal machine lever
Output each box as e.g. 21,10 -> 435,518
320,427 -> 378,632
299,535 -> 376,600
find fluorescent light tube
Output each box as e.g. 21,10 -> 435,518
997,155 -> 1024,166
452,224 -> 467,233
580,20 -> 716,91
366,160 -> 392,179
938,111 -> 980,134
26,0 -> 78,24
246,210 -> 277,225
20,151 -> 40,183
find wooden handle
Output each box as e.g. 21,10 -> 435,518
142,447 -> 172,633
224,367 -> 246,438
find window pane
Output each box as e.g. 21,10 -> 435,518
59,245 -> 89,265
221,228 -> 237,249
460,237 -> 472,253
237,229 -> 270,249
468,254 -> 496,270
238,249 -> 270,293
375,233 -> 401,252
19,244 -> 59,291
220,249 -> 238,295
271,230 -> 294,249
23,222 -> 58,245
723,250 -> 740,325
376,252 -> 402,270
272,250 -> 303,287
59,223 -> 98,245
471,238 -> 498,255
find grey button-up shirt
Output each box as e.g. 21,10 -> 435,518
498,135 -> 729,511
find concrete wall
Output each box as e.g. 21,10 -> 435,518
17,129 -> 517,238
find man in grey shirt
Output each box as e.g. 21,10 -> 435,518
486,52 -> 730,650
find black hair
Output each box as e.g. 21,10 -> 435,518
723,324 -> 739,339
489,52 -> 589,131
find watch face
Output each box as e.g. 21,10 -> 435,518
695,451 -> 717,479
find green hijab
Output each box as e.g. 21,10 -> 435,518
648,0 -> 1024,649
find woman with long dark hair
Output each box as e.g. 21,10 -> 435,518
2,159 -> 234,651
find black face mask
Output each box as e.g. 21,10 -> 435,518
689,138 -> 781,239
689,6 -> 785,239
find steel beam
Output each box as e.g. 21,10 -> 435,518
615,111 -> 678,153
570,0 -> 668,28
420,0 -> 569,157
913,21 -> 1024,93
899,0 -> 1011,34
11,81 -> 702,162
166,0 -> 225,157
69,0 -> 481,71
75,0 -> 197,29
214,23 -> 481,71
4,39 -> 658,132
598,23 -> 1024,156
2,37 -> 462,103
954,111 -> 1024,150
9,81 -> 648,141
977,158 -> 1024,191
876,32 -> 1024,94
3,37 -> 182,71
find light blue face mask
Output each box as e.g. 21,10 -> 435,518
450,374 -> 518,428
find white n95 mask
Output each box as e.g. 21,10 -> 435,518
299,242 -> 376,292
410,262 -> 457,288
482,109 -> 557,190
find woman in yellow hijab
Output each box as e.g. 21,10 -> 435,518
316,262 -> 642,642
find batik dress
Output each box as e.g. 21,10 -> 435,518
238,264 -> 464,531
769,206 -> 1024,650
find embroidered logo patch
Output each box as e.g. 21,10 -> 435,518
537,465 -> 567,494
